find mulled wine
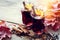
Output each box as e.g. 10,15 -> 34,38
22,1 -> 45,35
21,10 -> 45,34
31,18 -> 45,34
21,10 -> 33,26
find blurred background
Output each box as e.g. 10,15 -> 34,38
0,0 -> 60,40
0,0 -> 60,24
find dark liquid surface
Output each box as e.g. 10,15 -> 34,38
21,11 -> 45,33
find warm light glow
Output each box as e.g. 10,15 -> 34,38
37,0 -> 59,20
37,0 -> 59,10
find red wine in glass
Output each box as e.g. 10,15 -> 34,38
21,10 -> 33,27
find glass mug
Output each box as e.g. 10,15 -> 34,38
21,10 -> 33,27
